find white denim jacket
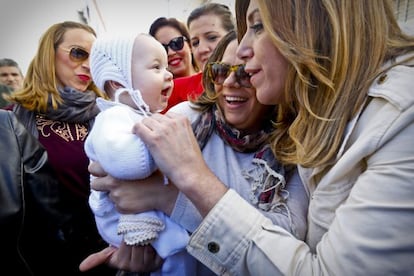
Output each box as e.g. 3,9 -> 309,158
187,57 -> 414,275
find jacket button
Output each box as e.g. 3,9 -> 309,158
377,73 -> 387,84
207,242 -> 220,253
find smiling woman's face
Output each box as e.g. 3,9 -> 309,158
154,25 -> 194,78
237,0 -> 289,105
189,14 -> 229,70
217,39 -> 273,133
55,28 -> 96,92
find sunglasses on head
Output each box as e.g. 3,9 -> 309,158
59,47 -> 89,62
207,62 -> 252,88
162,36 -> 187,53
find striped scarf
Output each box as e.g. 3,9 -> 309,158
192,104 -> 290,210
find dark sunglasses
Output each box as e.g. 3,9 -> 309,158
59,47 -> 89,62
162,36 -> 187,53
207,62 -> 251,88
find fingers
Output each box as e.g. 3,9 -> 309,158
79,246 -> 116,272
88,161 -> 107,177
78,244 -> 164,273
128,245 -> 164,272
90,169 -> 117,192
132,112 -> 186,139
90,175 -> 112,192
143,245 -> 164,271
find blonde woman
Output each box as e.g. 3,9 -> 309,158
4,21 -> 115,276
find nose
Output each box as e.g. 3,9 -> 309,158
237,35 -> 253,62
166,69 -> 173,81
197,42 -> 210,54
81,59 -> 91,70
223,71 -> 239,88
195,37 -> 211,54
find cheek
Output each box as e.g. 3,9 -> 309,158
139,80 -> 163,110
183,44 -> 192,55
256,82 -> 281,105
56,52 -> 74,69
193,48 -> 201,59
55,55 -> 74,82
217,95 -> 226,108
179,49 -> 190,62
186,49 -> 194,61
54,62 -> 67,86
262,55 -> 288,104
211,41 -> 221,51
131,68 -> 145,88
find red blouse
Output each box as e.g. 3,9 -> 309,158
162,72 -> 203,113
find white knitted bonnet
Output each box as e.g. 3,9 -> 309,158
90,33 -> 149,113
90,34 -> 135,92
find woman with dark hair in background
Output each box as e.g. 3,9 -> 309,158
149,17 -> 199,79
163,2 -> 236,112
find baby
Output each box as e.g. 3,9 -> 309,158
85,33 -> 195,275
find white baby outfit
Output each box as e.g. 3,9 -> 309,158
85,34 -> 195,276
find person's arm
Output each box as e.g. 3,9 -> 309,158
134,107 -> 414,275
89,164 -> 178,215
79,242 -> 163,272
186,114 -> 414,275
133,112 -> 229,217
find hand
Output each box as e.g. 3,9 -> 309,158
89,162 -> 178,214
79,242 -> 164,272
133,112 -> 228,217
132,112 -> 206,188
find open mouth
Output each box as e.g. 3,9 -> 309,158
225,95 -> 248,104
169,57 -> 181,66
161,87 -> 171,96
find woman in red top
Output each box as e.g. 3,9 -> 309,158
149,17 -> 199,79
163,3 -> 235,112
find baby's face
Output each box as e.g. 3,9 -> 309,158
131,35 -> 173,113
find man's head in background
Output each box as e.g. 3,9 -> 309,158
0,58 -> 24,91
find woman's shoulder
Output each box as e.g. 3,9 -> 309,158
370,55 -> 414,111
167,101 -> 201,123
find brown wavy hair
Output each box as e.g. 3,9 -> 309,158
236,0 -> 414,168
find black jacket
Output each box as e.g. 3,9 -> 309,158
0,110 -> 70,275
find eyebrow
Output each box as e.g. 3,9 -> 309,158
0,72 -> 19,75
247,8 -> 260,23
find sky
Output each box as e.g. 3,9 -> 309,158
0,0 -> 235,75
2,0 -> 412,75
